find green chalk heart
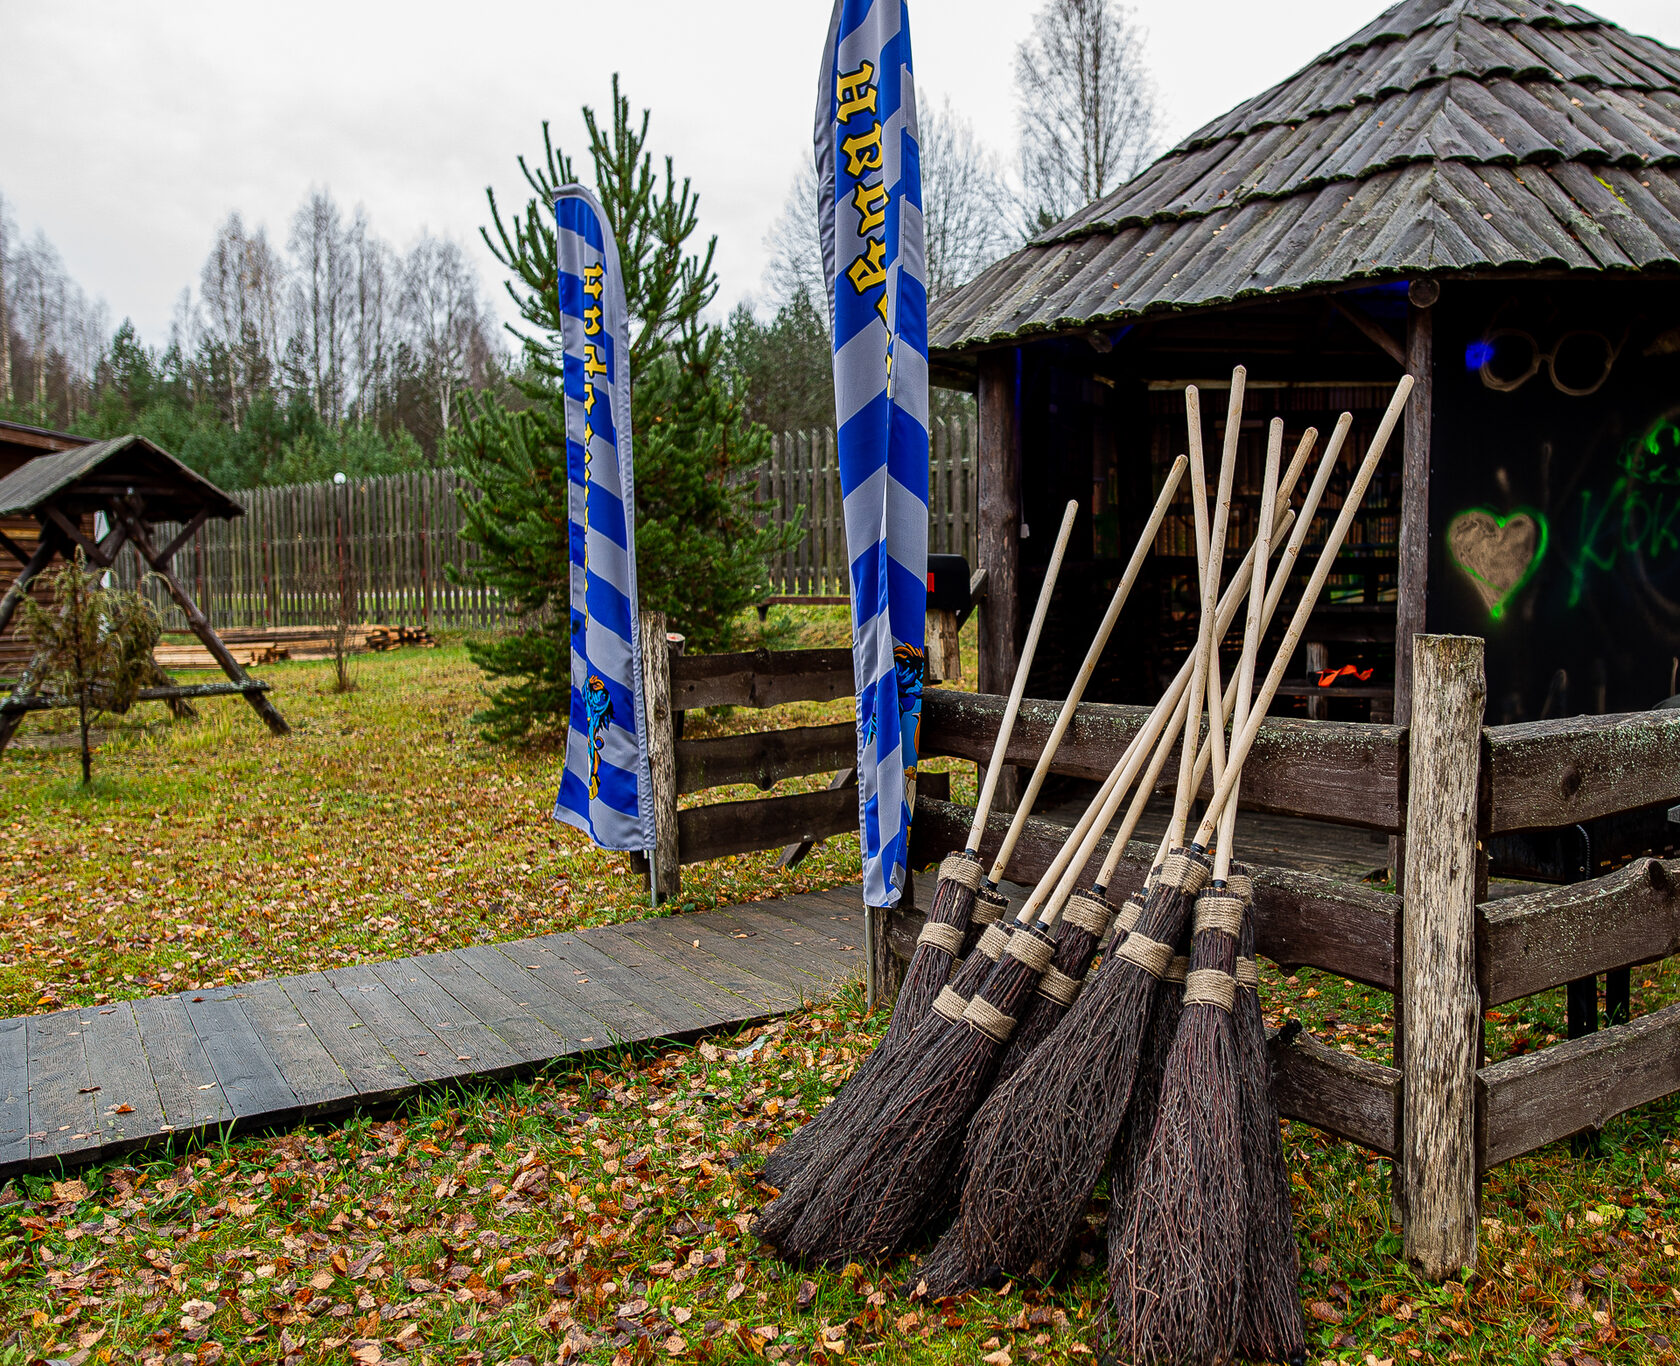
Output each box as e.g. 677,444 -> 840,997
1447,507 -> 1548,621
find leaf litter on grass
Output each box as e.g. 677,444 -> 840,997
3,632 -> 1678,1363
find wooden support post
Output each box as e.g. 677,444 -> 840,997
639,610 -> 681,904
1394,287 -> 1435,727
1306,641 -> 1329,721
0,525 -> 60,639
977,348 -> 1022,810
927,607 -> 961,683
1401,633 -> 1485,1279
119,513 -> 291,738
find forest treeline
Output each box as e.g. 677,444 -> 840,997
0,0 -> 1160,495
0,188 -> 501,489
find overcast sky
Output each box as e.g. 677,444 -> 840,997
5,0 -> 1678,346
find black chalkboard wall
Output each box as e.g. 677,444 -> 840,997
1429,280 -> 1680,723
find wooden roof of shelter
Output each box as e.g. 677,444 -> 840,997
928,0 -> 1680,357
0,435 -> 243,525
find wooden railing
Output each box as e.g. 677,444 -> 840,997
644,631 -> 1680,1279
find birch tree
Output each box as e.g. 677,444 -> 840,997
1016,0 -> 1160,232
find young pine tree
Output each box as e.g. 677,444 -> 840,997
19,552 -> 162,786
452,78 -> 795,743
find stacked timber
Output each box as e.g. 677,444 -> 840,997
153,624 -> 437,670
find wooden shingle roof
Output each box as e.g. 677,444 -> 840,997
929,0 -> 1680,355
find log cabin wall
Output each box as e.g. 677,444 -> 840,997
0,422 -> 93,679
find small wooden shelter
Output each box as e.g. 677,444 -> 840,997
0,432 -> 289,749
929,0 -> 1680,727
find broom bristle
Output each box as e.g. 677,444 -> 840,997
754,918 -> 1017,1246
1108,950 -> 1186,1222
774,927 -> 1059,1265
991,889 -> 1126,1088
758,876 -> 1001,1192
941,850 -> 1210,1286
884,855 -> 986,1052
1103,885 -> 1248,1366
1230,868 -> 1307,1366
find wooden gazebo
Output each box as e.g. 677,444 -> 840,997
0,434 -> 289,750
930,0 -> 1680,729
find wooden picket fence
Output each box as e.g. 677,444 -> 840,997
108,470 -> 507,632
760,417 -> 978,596
103,423 -> 976,633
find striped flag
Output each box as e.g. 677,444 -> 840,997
817,0 -> 930,909
551,185 -> 657,861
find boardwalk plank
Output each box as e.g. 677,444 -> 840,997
738,900 -> 869,963
25,1011 -> 100,1161
622,919 -> 805,1011
0,891 -> 862,1180
708,907 -> 861,987
368,958 -> 525,1076
577,926 -> 764,1024
78,1002 -> 167,1146
0,1019 -> 27,1168
181,991 -> 300,1121
133,996 -> 232,1131
238,981 -> 355,1110
323,964 -> 468,1085
694,910 -> 849,991
503,935 -> 697,1042
411,951 -> 570,1064
455,942 -> 619,1048
276,973 -> 415,1102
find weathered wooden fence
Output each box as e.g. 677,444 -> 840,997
108,470 -> 507,632
102,422 -> 975,631
646,632 -> 1680,1279
760,418 -> 977,597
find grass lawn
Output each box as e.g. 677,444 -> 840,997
1,631 -> 1677,1365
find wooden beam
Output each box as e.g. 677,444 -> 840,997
908,796 -> 1401,990
668,647 -> 853,711
921,689 -> 1406,832
977,349 -> 1022,809
1331,297 -> 1408,367
118,513 -> 291,738
1478,856 -> 1680,1006
780,768 -> 857,870
1477,1002 -> 1680,1168
0,528 -> 29,566
639,611 -> 681,905
676,786 -> 859,865
0,524 -> 61,638
1483,710 -> 1680,832
1,679 -> 273,714
1269,1024 -> 1400,1156
1400,634 -> 1485,1279
675,721 -> 856,795
1394,296 -> 1434,726
158,508 -> 211,567
43,504 -> 104,563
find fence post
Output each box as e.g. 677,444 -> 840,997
1400,632 -> 1485,1278
640,609 -> 682,903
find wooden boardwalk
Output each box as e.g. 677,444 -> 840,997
0,888 -> 869,1181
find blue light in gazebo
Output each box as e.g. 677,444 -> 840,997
1465,339 -> 1496,370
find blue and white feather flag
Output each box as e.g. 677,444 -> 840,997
817,0 -> 930,909
551,185 -> 657,859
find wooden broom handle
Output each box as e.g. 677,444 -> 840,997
1065,502 -> 1301,902
1194,375 -> 1414,849
1013,756 -> 1130,925
1214,418 -> 1283,882
1147,414 -> 1352,872
1169,370 -> 1245,847
985,456 -> 1188,884
964,499 -> 1080,853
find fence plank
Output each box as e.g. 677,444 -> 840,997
670,648 -> 854,710
675,722 -> 857,795
1477,1002 -> 1680,1167
677,787 -> 859,864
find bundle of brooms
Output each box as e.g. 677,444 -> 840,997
752,368 -> 1414,1362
